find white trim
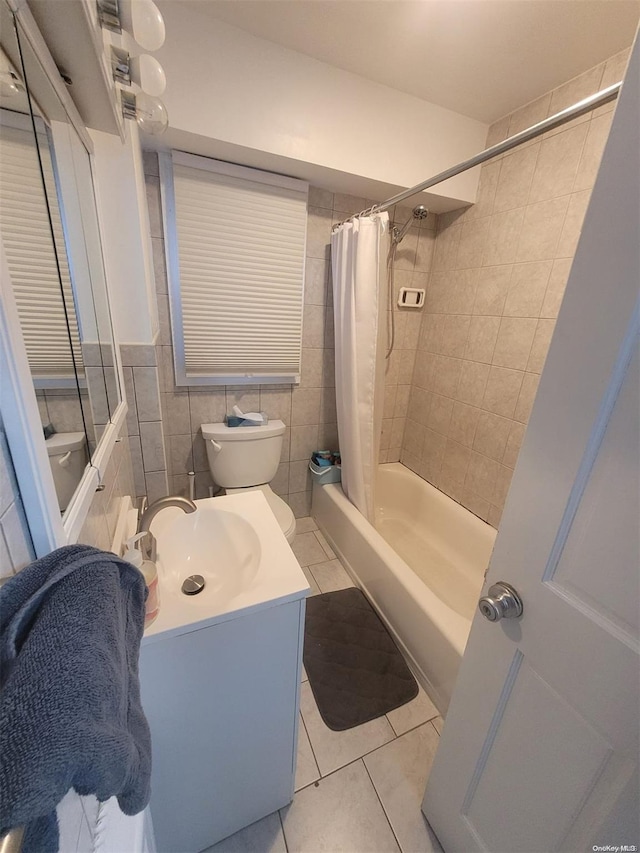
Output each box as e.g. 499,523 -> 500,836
177,373 -> 301,386
1,238 -> 132,551
85,141 -> 127,414
110,495 -> 134,555
171,150 -> 309,194
0,0 -> 129,556
0,107 -> 47,134
0,239 -> 63,554
5,0 -> 94,153
158,150 -> 186,384
61,402 -> 127,544
160,151 -> 307,387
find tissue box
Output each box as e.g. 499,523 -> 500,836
225,413 -> 269,427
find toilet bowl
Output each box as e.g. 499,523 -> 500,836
225,484 -> 297,543
201,419 -> 296,544
45,431 -> 87,512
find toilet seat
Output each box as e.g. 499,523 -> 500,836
225,484 -> 297,543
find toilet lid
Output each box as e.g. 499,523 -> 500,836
226,485 -> 295,536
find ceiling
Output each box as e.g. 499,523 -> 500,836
192,0 -> 640,122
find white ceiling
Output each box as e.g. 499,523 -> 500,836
192,0 -> 640,122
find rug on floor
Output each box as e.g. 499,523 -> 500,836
303,587 -> 419,731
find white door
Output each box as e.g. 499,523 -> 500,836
423,38 -> 640,853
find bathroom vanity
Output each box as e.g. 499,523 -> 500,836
138,491 -> 309,853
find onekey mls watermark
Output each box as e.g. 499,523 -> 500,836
593,846 -> 638,852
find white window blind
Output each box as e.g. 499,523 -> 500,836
0,119 -> 82,380
161,151 -> 308,385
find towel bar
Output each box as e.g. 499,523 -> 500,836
0,826 -> 24,853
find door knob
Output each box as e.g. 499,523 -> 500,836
478,582 -> 523,622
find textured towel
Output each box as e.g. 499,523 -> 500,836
0,544 -> 151,853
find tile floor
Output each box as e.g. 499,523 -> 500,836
204,517 -> 445,853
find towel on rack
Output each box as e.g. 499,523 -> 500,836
0,544 -> 151,853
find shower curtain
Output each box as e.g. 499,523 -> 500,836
330,213 -> 389,522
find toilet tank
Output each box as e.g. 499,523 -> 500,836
45,432 -> 87,512
201,420 -> 285,488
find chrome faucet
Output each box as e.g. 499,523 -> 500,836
137,495 -> 197,561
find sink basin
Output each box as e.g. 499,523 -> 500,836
142,490 -> 310,643
154,506 -> 261,601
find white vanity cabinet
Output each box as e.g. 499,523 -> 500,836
137,491 -> 309,853
139,596 -> 306,853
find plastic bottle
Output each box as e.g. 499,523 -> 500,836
123,532 -> 160,628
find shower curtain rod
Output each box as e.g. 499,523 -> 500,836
338,81 -> 621,225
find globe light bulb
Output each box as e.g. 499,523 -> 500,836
130,54 -> 166,96
135,92 -> 168,135
122,0 -> 166,51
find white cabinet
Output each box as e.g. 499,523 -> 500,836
139,597 -> 306,853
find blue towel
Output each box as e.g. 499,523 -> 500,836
0,544 -> 152,853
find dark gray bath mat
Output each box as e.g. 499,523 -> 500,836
303,587 -> 419,731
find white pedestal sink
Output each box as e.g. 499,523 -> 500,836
153,504 -> 261,602
143,490 -> 309,642
138,490 -> 310,853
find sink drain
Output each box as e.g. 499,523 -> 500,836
182,574 -> 205,595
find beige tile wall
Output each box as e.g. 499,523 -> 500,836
401,48 -> 629,529
381,209 -> 436,463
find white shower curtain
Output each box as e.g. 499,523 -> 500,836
330,212 -> 389,522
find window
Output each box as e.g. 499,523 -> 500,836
159,151 -> 308,385
0,113 -> 82,383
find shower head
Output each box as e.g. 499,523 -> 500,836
392,204 -> 431,245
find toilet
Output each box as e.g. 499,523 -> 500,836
45,431 -> 87,512
201,419 -> 296,543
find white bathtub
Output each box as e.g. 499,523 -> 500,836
312,462 -> 496,713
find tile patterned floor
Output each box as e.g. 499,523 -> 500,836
205,517 -> 445,853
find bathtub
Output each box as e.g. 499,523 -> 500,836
312,462 -> 496,713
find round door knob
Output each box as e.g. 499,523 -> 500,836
478,582 -> 523,622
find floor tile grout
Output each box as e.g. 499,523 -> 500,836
300,713 -> 394,781
312,529 -> 336,560
277,808 -> 289,853
387,712 -> 441,739
298,712 -> 321,790
429,719 -> 443,737
361,756 -> 403,853
293,754 -> 367,793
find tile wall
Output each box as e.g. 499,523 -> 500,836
77,424 -> 136,550
0,415 -> 35,578
32,342 -> 121,457
400,49 -> 629,528
381,209 -> 436,462
120,343 -> 169,504
1,408 -> 134,562
34,388 -> 86,434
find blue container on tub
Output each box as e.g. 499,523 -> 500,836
309,458 -> 342,485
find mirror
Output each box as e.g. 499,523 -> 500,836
0,9 -> 121,515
